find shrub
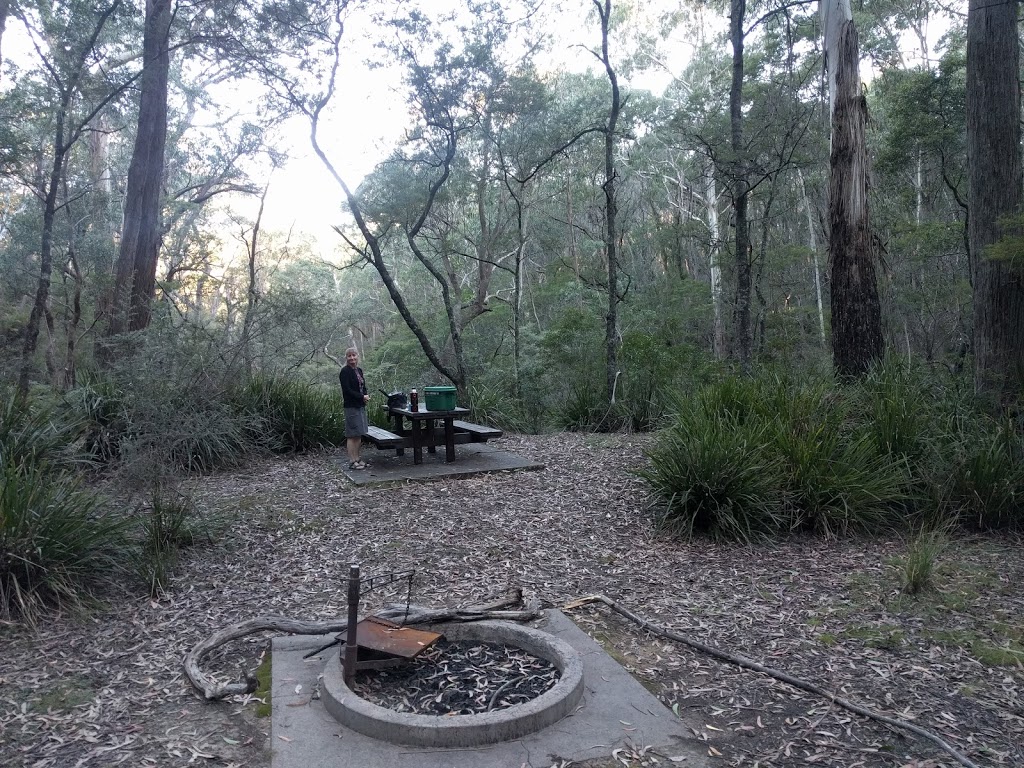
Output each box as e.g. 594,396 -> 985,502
0,394 -> 85,471
0,461 -> 127,623
467,382 -> 547,435
640,409 -> 788,542
800,435 -> 911,538
135,488 -> 202,597
643,375 -> 915,543
235,373 -> 345,452
944,420 -> 1024,530
67,378 -> 130,464
901,528 -> 948,595
554,383 -> 625,433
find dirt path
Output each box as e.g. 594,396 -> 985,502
1,433 -> 1022,767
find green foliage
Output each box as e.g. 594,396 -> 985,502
643,373 -> 914,542
555,382 -> 625,433
136,489 -> 202,597
467,379 -> 547,435
617,331 -> 694,431
943,420 -> 1024,530
847,360 -> 928,463
640,403 -> 788,542
0,461 -> 126,623
899,526 -> 951,596
0,393 -> 85,471
68,378 -> 129,464
234,373 -> 345,453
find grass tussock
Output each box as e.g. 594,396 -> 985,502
642,362 -> 1024,542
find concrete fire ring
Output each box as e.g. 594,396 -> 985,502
321,620 -> 585,747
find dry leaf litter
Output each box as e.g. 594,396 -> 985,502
0,432 -> 1021,767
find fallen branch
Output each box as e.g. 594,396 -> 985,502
184,588 -> 535,700
184,617 -> 349,700
564,594 -> 981,768
376,587 -> 540,625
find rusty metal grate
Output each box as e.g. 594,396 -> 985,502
338,616 -> 442,659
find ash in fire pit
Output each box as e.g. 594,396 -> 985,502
322,619 -> 585,747
351,638 -> 559,715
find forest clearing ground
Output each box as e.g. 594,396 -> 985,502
1,432 -> 1022,767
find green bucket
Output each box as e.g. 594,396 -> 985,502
423,386 -> 457,411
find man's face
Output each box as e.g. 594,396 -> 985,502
346,350 -> 359,366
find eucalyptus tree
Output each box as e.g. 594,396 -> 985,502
11,0 -> 136,397
489,70 -> 608,394
591,0 -> 624,402
966,0 -> 1022,400
664,3 -> 816,367
0,0 -> 9,66
102,0 -> 296,351
103,0 -> 171,343
822,0 -> 883,378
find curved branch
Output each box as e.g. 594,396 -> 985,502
183,617 -> 348,700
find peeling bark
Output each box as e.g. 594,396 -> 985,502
824,9 -> 883,378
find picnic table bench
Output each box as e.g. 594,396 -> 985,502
361,407 -> 503,464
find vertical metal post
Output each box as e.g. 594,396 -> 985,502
343,564 -> 360,683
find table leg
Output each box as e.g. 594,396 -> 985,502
444,417 -> 455,462
392,413 -> 405,456
411,418 -> 422,464
426,418 -> 437,454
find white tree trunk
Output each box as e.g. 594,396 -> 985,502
797,169 -> 826,347
705,170 -> 726,360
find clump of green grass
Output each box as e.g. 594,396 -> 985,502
235,374 -> 345,452
642,375 -> 911,542
900,527 -> 950,595
640,409 -> 789,542
0,461 -> 127,624
136,488 -> 203,597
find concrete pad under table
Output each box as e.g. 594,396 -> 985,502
339,442 -> 544,486
271,610 -> 711,768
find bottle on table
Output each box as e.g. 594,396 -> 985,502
410,389 -> 418,410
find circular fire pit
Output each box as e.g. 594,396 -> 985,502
321,619 -> 584,747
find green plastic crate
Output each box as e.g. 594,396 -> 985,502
424,386 -> 457,411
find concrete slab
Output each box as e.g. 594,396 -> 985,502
271,610 -> 711,768
339,442 -> 544,486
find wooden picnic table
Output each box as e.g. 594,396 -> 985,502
388,404 -> 471,464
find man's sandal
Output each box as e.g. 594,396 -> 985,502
348,460 -> 368,470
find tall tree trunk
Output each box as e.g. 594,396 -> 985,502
595,0 -> 621,403
967,0 -> 1023,400
241,185 -> 269,377
705,169 -> 726,360
17,106 -> 68,399
730,0 -> 752,372
63,250 -> 83,389
823,0 -> 883,378
797,168 -> 827,347
106,0 -> 171,341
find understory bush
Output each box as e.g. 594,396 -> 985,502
0,461 -> 126,623
641,410 -> 788,542
640,363 -> 1020,542
0,394 -> 86,471
234,373 -> 345,453
135,488 -> 204,597
554,382 -> 627,432
941,419 -> 1024,530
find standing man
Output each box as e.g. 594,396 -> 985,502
339,346 -> 370,470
